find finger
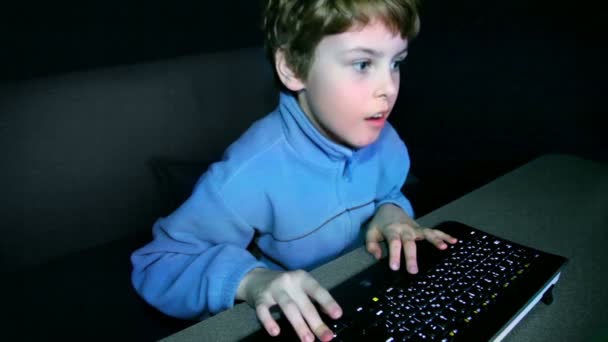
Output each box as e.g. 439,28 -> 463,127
276,292 -> 316,342
256,304 -> 280,337
290,289 -> 332,342
426,229 -> 448,249
365,227 -> 385,259
302,276 -> 342,320
297,297 -> 333,342
425,229 -> 458,250
403,239 -> 418,274
366,241 -> 383,260
438,231 -> 458,244
299,277 -> 340,342
412,226 -> 425,240
388,238 -> 402,271
401,225 -> 422,241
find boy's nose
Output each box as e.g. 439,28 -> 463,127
374,70 -> 398,99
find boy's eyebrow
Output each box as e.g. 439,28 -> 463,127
343,47 -> 409,57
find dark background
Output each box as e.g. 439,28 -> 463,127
1,1 -> 265,80
1,0 -> 606,215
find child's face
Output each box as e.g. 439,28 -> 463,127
297,20 -> 409,148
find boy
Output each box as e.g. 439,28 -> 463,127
131,0 -> 457,341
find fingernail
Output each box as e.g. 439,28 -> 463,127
391,263 -> 398,271
321,330 -> 335,341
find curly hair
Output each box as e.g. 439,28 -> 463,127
263,0 -> 420,81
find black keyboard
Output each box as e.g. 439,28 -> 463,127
243,221 -> 567,342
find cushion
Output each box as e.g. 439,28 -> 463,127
149,158 -> 214,215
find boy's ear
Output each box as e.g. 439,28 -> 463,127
275,49 -> 306,92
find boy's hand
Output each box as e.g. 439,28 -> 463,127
236,268 -> 342,342
365,203 -> 457,274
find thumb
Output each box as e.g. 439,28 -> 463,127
365,226 -> 384,260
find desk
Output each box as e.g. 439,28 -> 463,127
162,154 -> 608,342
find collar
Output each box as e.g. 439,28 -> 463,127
279,91 -> 356,165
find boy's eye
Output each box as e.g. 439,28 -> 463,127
353,60 -> 371,72
391,59 -> 404,70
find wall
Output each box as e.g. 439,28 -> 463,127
392,0 -> 606,210
1,0 -> 605,250
1,1 -> 265,80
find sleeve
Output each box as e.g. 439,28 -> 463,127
130,173 -> 267,320
375,124 -> 415,218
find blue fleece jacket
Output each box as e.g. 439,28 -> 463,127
131,92 -> 413,320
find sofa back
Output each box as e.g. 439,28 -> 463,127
0,46 -> 279,272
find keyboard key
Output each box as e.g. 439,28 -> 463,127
317,223 -> 552,342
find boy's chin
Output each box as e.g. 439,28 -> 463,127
346,136 -> 380,149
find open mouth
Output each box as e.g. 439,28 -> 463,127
365,112 -> 387,122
